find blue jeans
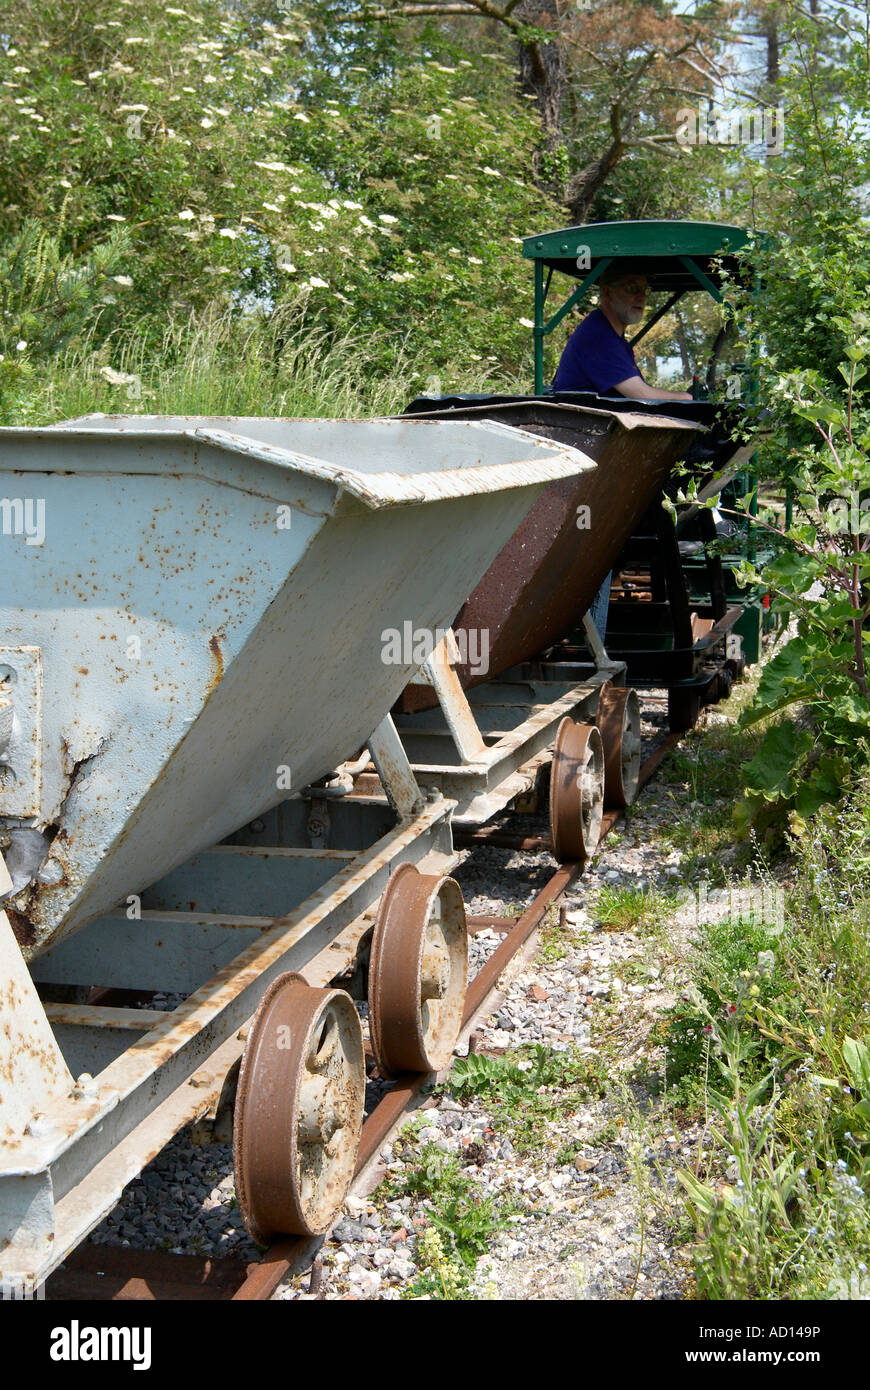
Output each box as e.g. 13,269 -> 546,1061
589,571 -> 612,644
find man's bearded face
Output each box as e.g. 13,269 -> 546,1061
602,276 -> 649,327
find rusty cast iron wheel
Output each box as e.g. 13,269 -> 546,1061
596,683 -> 641,809
233,973 -> 365,1243
549,718 -> 604,863
368,863 -> 468,1077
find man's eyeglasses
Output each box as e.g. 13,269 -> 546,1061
612,280 -> 649,297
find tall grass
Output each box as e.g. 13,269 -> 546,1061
5,301 -> 515,426
666,786 -> 870,1299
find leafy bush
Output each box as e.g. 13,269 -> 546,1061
729,331 -> 870,828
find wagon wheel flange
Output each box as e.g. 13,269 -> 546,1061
233,972 -> 365,1242
368,863 -> 468,1077
596,682 -> 642,809
549,717 -> 605,863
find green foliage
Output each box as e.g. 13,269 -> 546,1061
446,1044 -> 606,1155
728,334 -> 870,828
843,1037 -> 870,1137
0,215 -> 129,409
0,1 -> 558,384
663,905 -> 785,1107
388,1142 -> 511,1298
1,299 -> 510,427
671,787 -> 870,1299
594,884 -> 675,934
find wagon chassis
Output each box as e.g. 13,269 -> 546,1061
1,718 -> 457,1289
44,726 -> 678,1301
1,609 -> 625,1291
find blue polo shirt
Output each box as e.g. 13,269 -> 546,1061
553,308 -> 644,394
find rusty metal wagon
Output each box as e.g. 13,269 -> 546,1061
355,398 -> 705,857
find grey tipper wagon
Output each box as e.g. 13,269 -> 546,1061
0,413 -> 592,1285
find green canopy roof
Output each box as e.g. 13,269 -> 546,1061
522,219 -> 756,293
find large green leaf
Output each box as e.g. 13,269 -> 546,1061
843,1037 -> 870,1097
743,721 -> 813,800
795,755 -> 848,815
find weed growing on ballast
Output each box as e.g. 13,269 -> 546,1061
445,1045 -> 607,1156
383,1141 -> 513,1300
594,884 -> 676,934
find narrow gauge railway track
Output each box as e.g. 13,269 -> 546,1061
46,732 -> 680,1303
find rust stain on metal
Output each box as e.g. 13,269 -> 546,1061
6,906 -> 36,949
207,634 -> 225,693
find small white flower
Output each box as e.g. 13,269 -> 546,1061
59,179 -> 72,188
307,276 -> 328,288
178,209 -> 196,220
469,256 -> 483,265
15,340 -> 27,352
263,202 -> 281,212
203,74 -> 217,84
519,318 -> 535,329
293,112 -> 310,123
218,228 -> 238,239
124,37 -> 146,46
112,275 -> 134,286
359,215 -> 375,228
106,214 -> 126,222
482,166 -> 500,176
342,200 -> 362,209
378,214 -> 398,225
200,117 -> 214,129
88,70 -> 103,80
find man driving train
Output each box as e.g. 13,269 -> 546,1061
553,263 -> 693,402
554,263 -> 692,640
